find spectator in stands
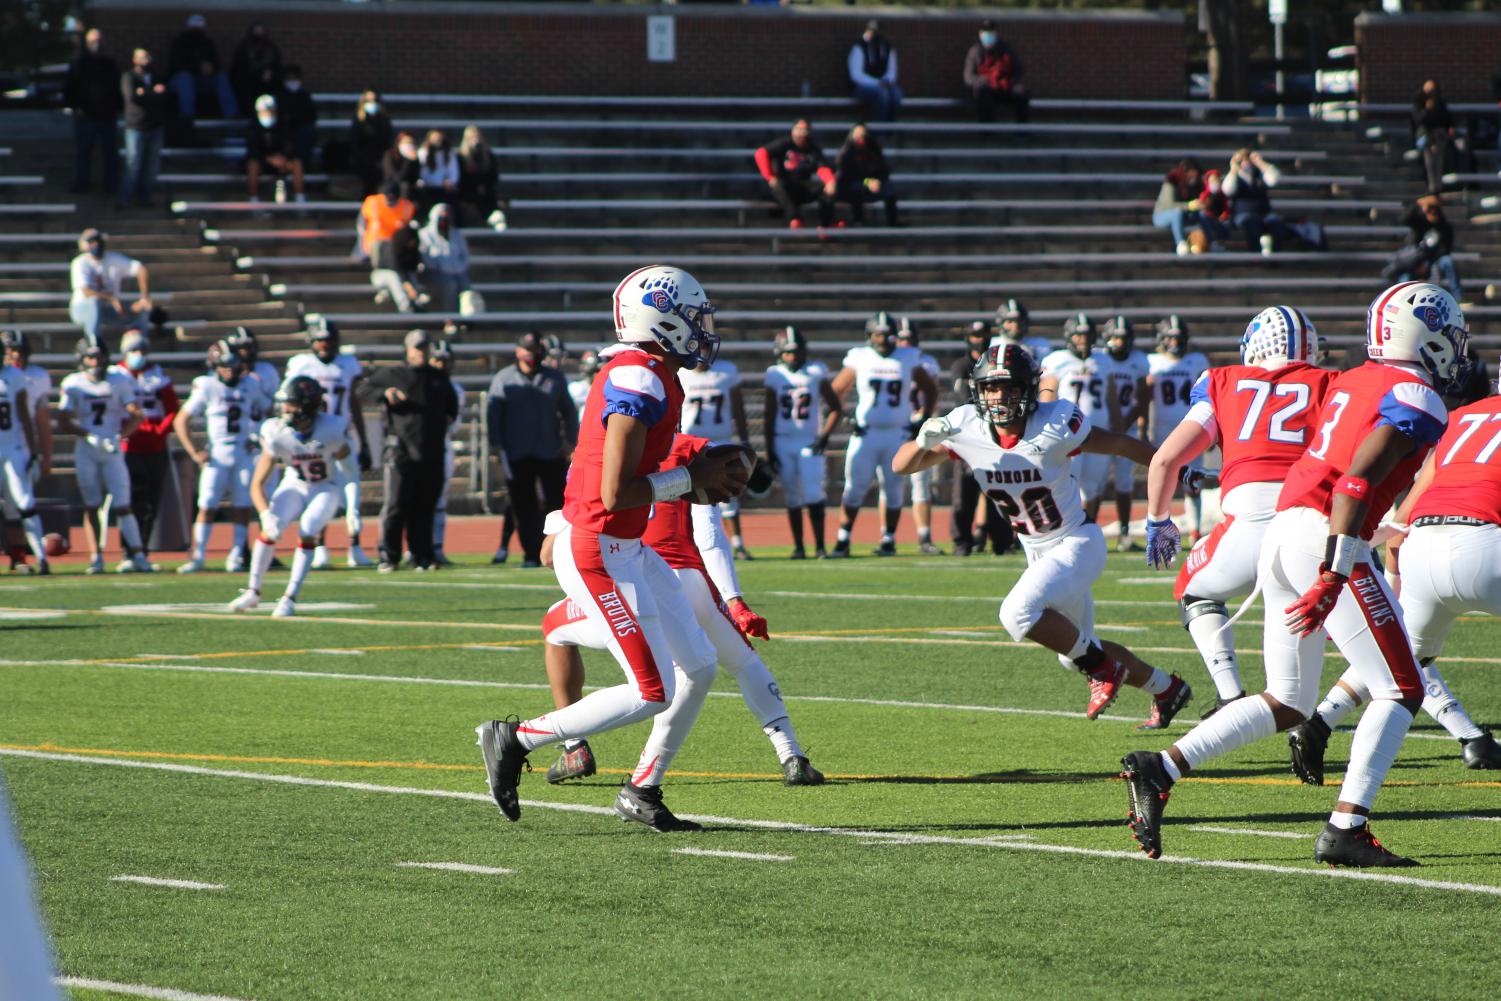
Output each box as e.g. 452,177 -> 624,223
848,19 -> 902,123
350,90 -> 394,197
229,20 -> 283,117
167,14 -> 237,121
486,331 -> 578,568
1223,147 -> 1288,255
835,123 -> 899,227
963,19 -> 1030,124
418,203 -> 471,314
458,125 -> 506,230
382,131 -> 421,201
754,119 -> 836,230
1196,168 -> 1230,249
245,94 -> 305,203
70,228 -> 152,349
360,182 -> 421,312
1152,158 -> 1209,255
119,47 -> 168,209
416,129 -> 460,215
1412,79 -> 1457,195
65,28 -> 123,196
1385,194 -> 1461,298
117,331 -> 178,560
277,65 -> 318,169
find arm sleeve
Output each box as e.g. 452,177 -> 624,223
885,50 -> 898,85
1221,169 -> 1241,196
692,502 -> 742,601
600,365 -> 668,427
753,145 -> 776,183
1377,383 -> 1447,447
486,377 -> 504,450
848,45 -> 876,87
1260,161 -> 1281,187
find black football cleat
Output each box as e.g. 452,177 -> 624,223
546,740 -> 597,784
1313,822 -> 1418,868
1137,675 -> 1193,730
475,718 -> 529,821
614,783 -> 702,832
782,755 -> 825,786
1287,714 -> 1332,786
827,539 -> 851,559
872,539 -> 897,557
1461,732 -> 1501,770
1199,692 -> 1245,721
1120,750 -> 1173,859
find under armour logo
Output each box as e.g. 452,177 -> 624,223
609,543 -> 621,553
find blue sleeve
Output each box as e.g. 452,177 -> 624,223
1375,389 -> 1446,446
601,379 -> 667,427
1188,372 -> 1211,408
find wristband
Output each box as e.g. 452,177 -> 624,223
1323,533 -> 1361,578
647,466 -> 693,502
1333,476 -> 1370,501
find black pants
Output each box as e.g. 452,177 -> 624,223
506,455 -> 567,564
974,84 -> 1030,123
381,455 -> 444,566
836,182 -> 899,226
769,177 -> 834,226
125,449 -> 169,555
951,467 -> 1014,555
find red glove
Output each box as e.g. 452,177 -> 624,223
729,600 -> 769,641
1284,566 -> 1347,638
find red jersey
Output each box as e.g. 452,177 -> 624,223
1410,395 -> 1501,525
1187,361 -> 1335,495
562,346 -> 684,539
641,434 -> 710,570
1278,362 -> 1448,539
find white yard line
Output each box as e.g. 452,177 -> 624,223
395,861 -> 513,875
56,977 -> 250,1001
5,748 -> 1499,899
1442,814 -> 1501,822
1189,826 -> 1310,840
310,649 -> 365,656
110,874 -> 225,890
672,848 -> 794,862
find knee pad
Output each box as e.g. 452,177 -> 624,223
998,592 -> 1040,643
1179,596 -> 1229,630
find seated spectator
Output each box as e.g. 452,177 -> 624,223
1384,194 -> 1461,298
382,131 -> 421,201
276,65 -> 318,168
245,94 -> 304,203
416,129 -> 459,216
418,203 -> 471,314
230,21 -> 283,117
458,125 -> 506,230
754,119 -> 835,230
1404,192 -> 1454,256
1412,79 -> 1457,194
1223,148 -> 1290,255
359,182 -> 420,312
1196,168 -> 1230,249
69,228 -> 152,349
167,14 -> 237,121
1151,158 -> 1205,255
835,123 -> 899,226
848,20 -> 902,123
350,90 -> 394,197
963,20 -> 1029,124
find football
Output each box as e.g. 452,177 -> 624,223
691,442 -> 754,504
42,532 -> 69,557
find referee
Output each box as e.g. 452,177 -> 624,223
362,329 -> 458,571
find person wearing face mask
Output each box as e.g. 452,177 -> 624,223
272,64 -> 318,169
963,19 -> 1030,124
65,27 -> 123,196
835,122 -> 899,227
418,203 -> 471,314
166,14 -> 237,122
754,119 -> 836,231
350,90 -> 394,197
119,47 -> 168,208
245,94 -> 305,203
417,129 -> 460,217
117,331 -> 179,559
848,19 -> 902,123
457,125 -> 506,230
382,131 -> 422,202
69,228 -> 152,350
1196,168 -> 1230,250
230,20 -> 283,117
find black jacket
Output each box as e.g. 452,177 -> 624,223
168,29 -> 220,78
351,113 -> 394,166
835,137 -> 890,188
277,86 -> 317,131
246,118 -> 293,160
122,69 -> 168,131
361,363 -> 458,463
65,51 -> 124,120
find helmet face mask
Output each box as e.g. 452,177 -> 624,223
865,311 -> 895,356
305,315 -> 340,362
1105,318 -> 1134,361
996,298 -> 1028,341
1155,316 -> 1187,357
207,339 -> 243,384
612,265 -> 719,369
971,344 -> 1040,429
773,325 -> 807,371
1367,281 -> 1467,393
77,341 -> 107,380
1063,314 -> 1096,360
896,316 -> 919,350
228,326 -> 258,365
276,375 -> 324,434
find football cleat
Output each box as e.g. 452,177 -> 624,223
733,544 -> 754,561
1461,731 -> 1501,770
433,551 -> 455,568
813,547 -> 829,559
1287,714 -> 1332,786
131,553 -> 156,573
227,589 -> 261,613
475,718 -> 529,821
917,541 -> 943,556
613,783 -> 702,832
491,548 -> 508,565
1137,675 -> 1193,731
347,544 -> 373,568
789,547 -> 807,560
1120,750 -> 1173,859
86,556 -> 104,575
177,557 -> 205,575
873,540 -> 897,557
224,547 -> 246,574
782,755 -> 825,786
377,560 -> 398,574
545,741 -> 597,784
1085,659 -> 1126,720
311,545 -> 332,570
1200,692 -> 1245,720
1116,535 -> 1137,553
34,559 -> 49,576
1313,822 -> 1417,868
272,596 -> 296,618
827,539 -> 851,559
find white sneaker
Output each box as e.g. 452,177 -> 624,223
131,553 -> 156,573
1175,240 -> 1190,257
178,557 -> 206,575
311,545 -> 332,570
116,558 -> 137,574
274,179 -> 287,204
225,547 -> 246,574
227,589 -> 261,613
347,544 -> 373,568
86,556 -> 104,575
1117,535 -> 1137,553
488,209 -> 507,232
272,595 -> 296,618
1260,234 -> 1275,256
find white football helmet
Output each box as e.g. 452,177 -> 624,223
611,265 -> 718,368
1240,305 -> 1316,368
1366,281 -> 1466,391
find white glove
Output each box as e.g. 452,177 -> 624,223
258,509 -> 283,542
915,417 -> 957,450
85,433 -> 119,454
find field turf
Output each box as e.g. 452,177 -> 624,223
3,547 -> 1499,1000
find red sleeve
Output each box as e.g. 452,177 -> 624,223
664,433 -> 711,470
816,165 -> 835,186
144,383 -> 181,438
753,146 -> 776,183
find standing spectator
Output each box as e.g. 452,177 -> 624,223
416,129 -> 459,216
117,331 -> 178,559
948,322 -> 1013,557
350,91 -> 394,197
381,131 -> 421,201
835,123 -> 899,227
70,228 -> 152,350
65,28 -> 123,196
457,125 -> 506,230
1151,158 -> 1205,255
119,48 -> 168,209
963,20 -> 1030,124
428,339 -> 461,567
359,182 -> 420,311
418,203 -> 471,314
245,94 -> 305,203
754,119 -> 836,230
229,20 -> 283,117
1412,79 -> 1455,195
362,329 -> 459,572
848,19 -> 902,123
1223,147 -> 1288,255
167,14 -> 237,122
485,331 -> 578,568
276,65 -> 318,169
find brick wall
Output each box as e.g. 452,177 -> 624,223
87,1 -> 1185,101
1356,12 -> 1501,104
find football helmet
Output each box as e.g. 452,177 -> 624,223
227,325 -> 259,363
305,314 -> 340,359
611,265 -> 718,368
277,375 -> 324,433
431,338 -> 453,366
967,320 -> 990,347
1155,316 -> 1188,357
1240,305 -> 1317,369
896,315 -> 920,347
1104,316 -> 1135,361
541,333 -> 566,366
75,338 -> 107,379
773,325 -> 808,370
578,349 -> 601,380
1366,281 -> 1467,392
865,310 -> 896,355
1,328 -> 28,356
995,298 -> 1029,337
972,343 -> 1041,427
1062,313 -> 1097,360
206,338 -> 244,381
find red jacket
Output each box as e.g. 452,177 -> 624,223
118,361 -> 179,454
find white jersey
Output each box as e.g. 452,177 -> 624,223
678,359 -> 742,441
59,370 -> 136,442
284,352 -> 363,424
14,365 -> 50,420
1040,349 -> 1108,428
182,375 -> 254,458
763,360 -> 831,446
909,350 -> 941,413
0,368 -> 30,452
940,400 -> 1091,550
1147,350 -> 1210,440
1101,349 -> 1150,429
992,335 -> 1053,362
261,412 -> 349,488
246,360 -> 280,423
843,345 -> 925,431
568,378 -> 592,413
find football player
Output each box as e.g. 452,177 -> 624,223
429,339 -> 461,567
679,341 -> 753,559
3,330 -> 52,573
1099,317 -> 1151,551
228,376 -> 351,618
895,344 -> 1193,727
896,317 -> 945,555
174,340 -> 256,574
568,349 -> 600,413
1038,314 -> 1112,514
284,316 -> 373,568
56,340 -> 149,573
0,337 -> 44,574
991,299 -> 1052,361
763,325 -> 841,559
1145,316 -> 1211,542
1145,306 -> 1333,716
829,310 -> 939,557
1122,281 -> 1467,868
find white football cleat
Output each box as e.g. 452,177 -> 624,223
227,589 -> 261,613
311,545 -> 332,570
224,547 -> 247,574
272,595 -> 296,618
178,557 -> 206,575
116,558 -> 138,574
347,544 -> 373,568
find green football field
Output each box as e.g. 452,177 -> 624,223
3,548 -> 1499,1001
